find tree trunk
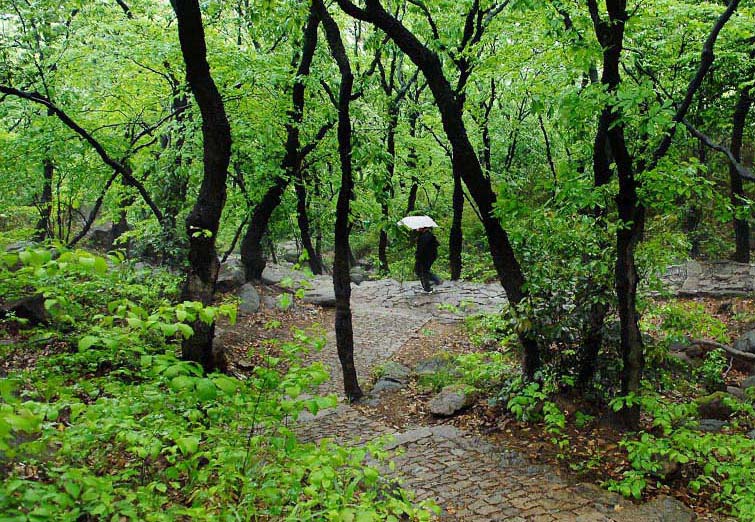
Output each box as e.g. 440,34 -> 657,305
34,159 -> 54,241
295,171 -> 324,274
316,0 -> 363,401
336,0 -> 540,379
577,108 -> 613,390
241,6 -> 320,280
378,102 -> 398,273
173,0 -> 232,373
449,169 -> 463,280
730,88 -> 752,263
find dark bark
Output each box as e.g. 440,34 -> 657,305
378,101 -> 398,273
449,170 -> 463,280
315,0 -> 363,401
729,89 -> 752,263
34,159 -> 54,241
577,108 -> 612,390
294,171 -> 324,274
586,0 -> 738,429
240,6 -> 320,280
173,0 -> 232,373
336,0 -> 540,379
68,172 -> 119,247
405,103 -> 421,214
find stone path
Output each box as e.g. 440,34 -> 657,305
289,274 -> 713,521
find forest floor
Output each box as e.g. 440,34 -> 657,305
218,273 -> 733,522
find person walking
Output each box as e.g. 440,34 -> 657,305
414,227 -> 441,292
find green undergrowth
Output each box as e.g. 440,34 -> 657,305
458,304 -> 755,521
0,245 -> 435,521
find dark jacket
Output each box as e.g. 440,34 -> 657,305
415,229 -> 439,269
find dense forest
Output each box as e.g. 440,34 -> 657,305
2,0 -> 755,520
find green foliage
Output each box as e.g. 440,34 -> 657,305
0,247 -> 433,520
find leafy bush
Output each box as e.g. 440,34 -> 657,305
0,247 -> 434,520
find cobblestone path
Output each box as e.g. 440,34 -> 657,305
293,281 -> 712,522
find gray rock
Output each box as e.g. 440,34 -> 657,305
429,385 -> 476,417
237,283 -> 260,314
415,355 -> 455,376
216,259 -> 245,292
262,295 -> 277,309
734,329 -> 755,354
697,419 -> 727,432
279,240 -> 300,263
4,241 -> 36,253
741,376 -> 755,390
350,267 -> 366,285
371,379 -> 405,394
303,285 -> 336,307
87,223 -> 115,250
379,361 -> 411,383
727,386 -> 745,400
612,495 -> 695,522
747,429 -> 755,440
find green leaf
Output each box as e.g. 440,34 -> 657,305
170,375 -> 194,392
176,436 -> 199,455
195,379 -> 217,402
78,336 -> 100,351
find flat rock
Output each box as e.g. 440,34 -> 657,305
696,419 -> 727,433
302,285 -> 336,307
415,355 -> 455,376
727,386 -> 745,400
613,495 -> 695,522
741,375 -> 755,390
429,385 -> 476,417
379,361 -> 411,383
371,379 -> 405,394
237,283 -> 260,314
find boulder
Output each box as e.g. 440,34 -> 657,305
741,376 -> 755,390
237,283 -> 260,314
216,258 -> 245,292
429,385 -> 476,417
4,241 -> 36,253
87,223 -> 116,250
747,429 -> 755,440
1,294 -> 50,326
696,392 -> 735,420
350,267 -> 366,285
372,379 -> 405,394
279,241 -> 300,263
727,386 -> 746,400
302,285 -> 336,307
696,419 -> 727,433
415,355 -> 456,376
734,329 -> 755,354
379,361 -> 412,383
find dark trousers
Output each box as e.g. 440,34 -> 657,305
415,261 -> 440,292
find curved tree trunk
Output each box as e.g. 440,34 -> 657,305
730,88 -> 752,263
295,171 -> 324,274
241,8 -> 320,281
316,0 -> 363,401
336,0 -> 540,379
173,0 -> 232,373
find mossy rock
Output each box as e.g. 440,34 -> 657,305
695,391 -> 736,420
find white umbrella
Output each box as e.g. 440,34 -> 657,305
397,215 -> 439,230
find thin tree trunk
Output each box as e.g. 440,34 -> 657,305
316,0 -> 363,401
240,7 -> 320,280
449,170 -> 463,280
295,171 -> 324,274
34,159 -> 54,241
173,0 -> 232,373
730,88 -> 752,263
379,102 -> 398,273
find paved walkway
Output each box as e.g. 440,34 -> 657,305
291,278 -> 709,521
